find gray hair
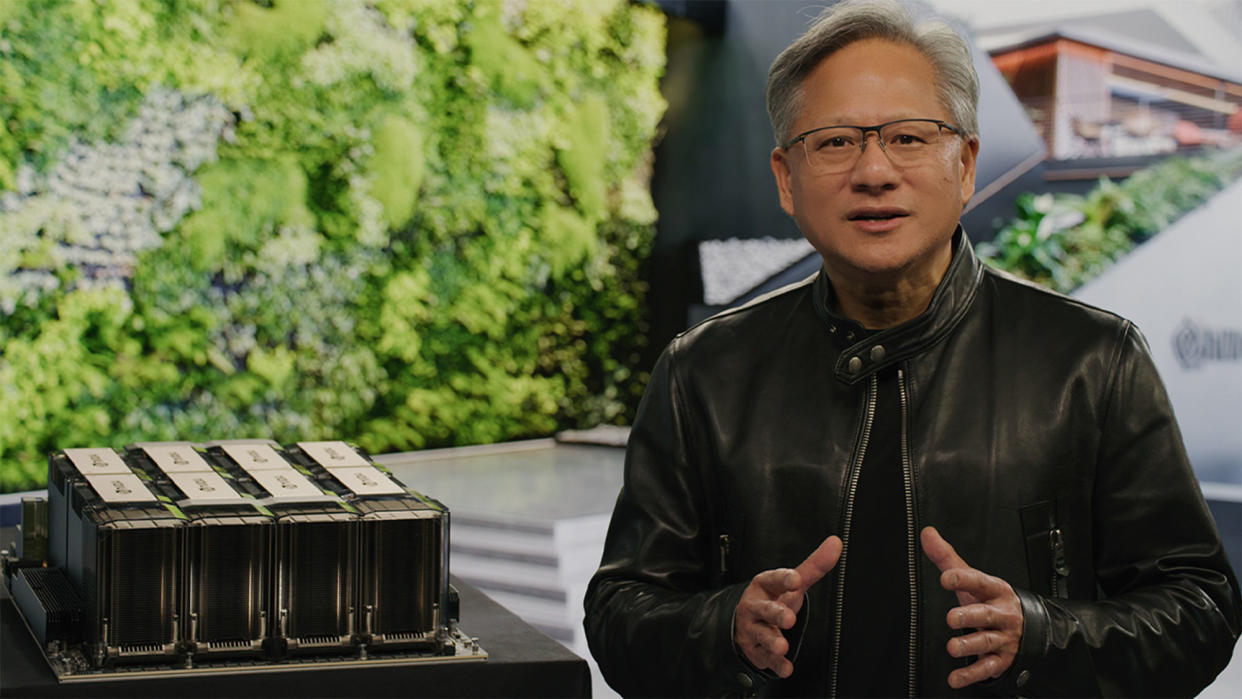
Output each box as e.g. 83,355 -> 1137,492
765,0 -> 980,146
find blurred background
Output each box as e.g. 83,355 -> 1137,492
0,0 -> 666,492
1,0 -> 1239,695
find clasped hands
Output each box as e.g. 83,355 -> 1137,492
732,526 -> 1023,688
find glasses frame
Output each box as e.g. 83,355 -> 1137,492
783,118 -> 965,172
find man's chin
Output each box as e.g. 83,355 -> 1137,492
809,234 -> 953,284
816,250 -> 919,281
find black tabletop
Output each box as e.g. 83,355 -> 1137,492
1,574 -> 591,698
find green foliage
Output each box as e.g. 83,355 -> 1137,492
978,149 -> 1242,292
175,157 -> 316,272
466,7 -> 544,108
0,0 -> 667,492
0,0 -> 144,175
558,96 -> 610,222
0,0 -> 251,178
370,113 -> 425,229
0,287 -> 134,491
226,0 -> 330,63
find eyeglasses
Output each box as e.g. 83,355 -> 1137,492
784,118 -> 964,174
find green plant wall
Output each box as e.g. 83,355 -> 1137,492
0,0 -> 667,492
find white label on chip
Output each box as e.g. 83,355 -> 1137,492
168,471 -> 239,501
85,474 -> 158,503
298,441 -> 369,468
326,466 -> 404,496
64,448 -> 132,476
144,444 -> 213,474
221,444 -> 290,473
251,469 -> 322,500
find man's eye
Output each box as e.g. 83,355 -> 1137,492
820,136 -> 851,149
890,133 -> 926,145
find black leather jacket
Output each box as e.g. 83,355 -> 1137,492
584,232 -> 1240,697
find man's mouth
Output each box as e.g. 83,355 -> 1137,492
847,208 -> 909,221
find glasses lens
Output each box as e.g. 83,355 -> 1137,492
802,127 -> 864,174
878,120 -> 944,165
799,120 -> 952,173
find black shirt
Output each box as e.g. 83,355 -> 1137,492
835,364 -> 911,697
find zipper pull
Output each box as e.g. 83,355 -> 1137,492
719,534 -> 731,573
1050,528 -> 1070,577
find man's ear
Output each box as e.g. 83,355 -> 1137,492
958,135 -> 980,208
771,147 -> 796,217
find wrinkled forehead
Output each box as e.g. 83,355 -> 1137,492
793,39 -> 947,127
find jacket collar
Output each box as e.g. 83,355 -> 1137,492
811,227 -> 984,385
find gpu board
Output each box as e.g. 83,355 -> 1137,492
2,587 -> 486,684
5,438 -> 490,683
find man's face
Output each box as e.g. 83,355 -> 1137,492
770,38 -> 979,286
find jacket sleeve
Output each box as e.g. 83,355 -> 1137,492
583,344 -> 763,697
996,322 -> 1241,697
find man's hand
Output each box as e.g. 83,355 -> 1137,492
732,535 -> 842,678
921,526 -> 1024,689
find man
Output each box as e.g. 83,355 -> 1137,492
583,0 -> 1241,696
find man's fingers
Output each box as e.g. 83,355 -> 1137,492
923,527 -> 984,605
742,642 -> 790,677
753,568 -> 801,597
921,526 -> 969,573
772,657 -> 794,679
733,537 -> 842,681
743,598 -> 796,630
739,625 -> 794,678
941,567 -> 1008,601
947,630 -> 1007,658
792,535 -> 842,591
742,620 -> 789,656
777,588 -> 809,616
750,655 -> 789,680
947,653 -> 1008,689
947,602 -> 1021,632
925,532 -> 1024,691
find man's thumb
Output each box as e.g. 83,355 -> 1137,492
792,535 -> 842,590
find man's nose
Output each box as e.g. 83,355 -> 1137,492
849,133 -> 899,189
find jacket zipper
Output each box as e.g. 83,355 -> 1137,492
898,368 -> 918,699
828,373 -> 877,698
1050,527 -> 1069,598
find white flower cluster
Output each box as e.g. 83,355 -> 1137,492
348,176 -> 389,248
301,0 -> 418,93
328,125 -> 388,249
200,246 -> 373,369
0,87 -> 233,313
484,105 -> 553,184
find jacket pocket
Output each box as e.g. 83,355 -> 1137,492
1019,499 -> 1070,598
